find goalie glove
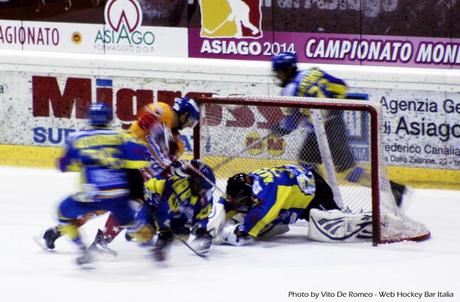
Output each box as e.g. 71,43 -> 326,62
221,224 -> 254,246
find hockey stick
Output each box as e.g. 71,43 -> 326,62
162,122 -> 173,155
202,19 -> 229,35
185,132 -> 272,196
187,162 -> 225,196
210,132 -> 272,173
175,235 -> 209,259
162,182 -> 210,260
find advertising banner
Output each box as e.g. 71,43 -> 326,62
0,0 -> 188,57
0,69 -> 270,154
3,1 -> 460,68
188,0 -> 460,68
97,1 -> 187,56
1,68 -> 460,170
378,90 -> 460,169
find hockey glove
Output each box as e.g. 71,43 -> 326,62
170,160 -> 188,177
270,123 -> 290,137
152,228 -> 174,262
221,224 -> 254,246
168,139 -> 180,161
192,228 -> 213,254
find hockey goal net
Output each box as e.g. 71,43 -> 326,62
193,95 -> 430,245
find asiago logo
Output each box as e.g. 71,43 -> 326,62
199,0 -> 262,39
104,0 -> 143,33
95,0 -> 155,50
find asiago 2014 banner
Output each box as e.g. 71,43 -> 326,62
2,1 -> 460,68
189,0 -> 460,68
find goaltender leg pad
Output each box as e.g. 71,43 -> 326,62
207,202 -> 226,241
308,209 -> 372,243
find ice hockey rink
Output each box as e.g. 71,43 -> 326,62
0,166 -> 458,302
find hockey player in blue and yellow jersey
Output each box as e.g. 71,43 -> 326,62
270,52 -> 407,207
36,103 -> 149,265
87,97 -> 201,254
217,165 -> 340,246
132,160 -> 215,261
271,52 -> 353,172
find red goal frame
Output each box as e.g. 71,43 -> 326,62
192,95 -> 429,245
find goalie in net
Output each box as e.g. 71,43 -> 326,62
196,97 -> 430,244
214,165 -> 376,245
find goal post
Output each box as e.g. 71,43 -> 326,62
193,95 -> 430,245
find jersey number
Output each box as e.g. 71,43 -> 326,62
81,148 -> 122,168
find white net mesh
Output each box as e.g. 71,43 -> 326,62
195,95 -> 430,244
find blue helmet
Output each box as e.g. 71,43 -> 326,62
272,51 -> 298,71
188,159 -> 216,195
87,103 -> 112,127
173,97 -> 200,129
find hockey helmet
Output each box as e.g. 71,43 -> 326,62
226,173 -> 253,208
188,159 -> 216,196
173,97 -> 200,130
271,51 -> 298,72
87,103 -> 112,127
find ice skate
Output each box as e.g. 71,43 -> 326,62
43,227 -> 61,249
390,181 -> 409,208
33,226 -> 61,251
152,229 -> 173,262
88,229 -> 117,256
76,248 -> 94,266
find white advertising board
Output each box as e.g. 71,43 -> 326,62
1,53 -> 460,171
375,90 -> 460,169
2,21 -> 187,56
0,68 -> 271,156
0,20 -> 25,51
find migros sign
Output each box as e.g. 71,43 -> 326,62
30,75 -> 287,155
32,75 -> 213,125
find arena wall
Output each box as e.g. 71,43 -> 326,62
1,50 -> 460,188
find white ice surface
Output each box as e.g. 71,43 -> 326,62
0,167 -> 459,302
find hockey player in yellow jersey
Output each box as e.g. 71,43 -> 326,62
87,97 -> 201,254
135,160 -> 215,261
35,103 -> 149,265
270,52 -> 408,208
212,165 -> 373,246
41,98 -> 201,254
